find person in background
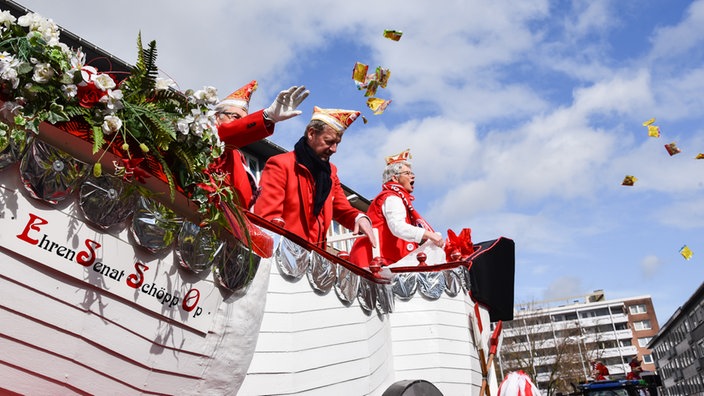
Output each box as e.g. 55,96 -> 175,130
590,360 -> 610,381
626,356 -> 643,380
349,149 -> 443,267
213,80 -> 308,209
254,106 -> 376,250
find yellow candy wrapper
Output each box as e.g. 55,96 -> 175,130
665,142 -> 681,156
642,117 -> 656,127
383,29 -> 403,41
621,175 -> 638,186
680,245 -> 693,260
367,98 -> 392,115
352,62 -> 369,83
647,125 -> 660,138
696,153 -> 704,159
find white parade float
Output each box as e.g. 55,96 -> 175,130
0,4 -> 515,395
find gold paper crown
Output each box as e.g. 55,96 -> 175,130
385,148 -> 411,165
219,80 -> 258,111
311,106 -> 360,133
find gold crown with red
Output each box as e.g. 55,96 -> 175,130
385,148 -> 411,165
311,106 -> 360,133
219,80 -> 258,111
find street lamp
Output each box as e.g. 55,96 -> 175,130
567,335 -> 588,381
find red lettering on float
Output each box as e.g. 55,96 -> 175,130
126,262 -> 149,289
16,213 -> 48,244
76,239 -> 102,267
182,288 -> 200,312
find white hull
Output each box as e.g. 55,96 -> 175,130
1,160 -> 494,395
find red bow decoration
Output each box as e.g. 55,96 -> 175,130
444,228 -> 474,262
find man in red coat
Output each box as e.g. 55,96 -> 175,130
214,80 -> 308,209
349,149 -> 443,267
254,106 -> 376,249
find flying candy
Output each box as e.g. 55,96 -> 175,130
621,175 -> 638,186
642,118 -> 660,138
680,245 -> 693,260
696,153 -> 704,159
367,98 -> 392,115
664,142 -> 681,156
383,29 -> 403,41
352,62 -> 369,84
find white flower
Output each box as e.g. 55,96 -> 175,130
18,13 -> 61,46
62,84 -> 77,98
69,49 -> 86,73
155,77 -> 176,91
191,86 -> 218,105
93,73 -> 116,91
176,115 -> 195,135
99,89 -> 124,113
0,10 -> 17,26
32,63 -> 54,83
102,115 -> 122,135
80,65 -> 98,83
0,52 -> 21,89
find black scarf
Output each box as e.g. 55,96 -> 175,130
294,136 -> 332,216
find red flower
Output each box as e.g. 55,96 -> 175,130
76,81 -> 105,108
121,158 -> 149,184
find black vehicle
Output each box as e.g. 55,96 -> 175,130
573,378 -> 660,396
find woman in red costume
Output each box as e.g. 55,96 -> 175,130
349,149 -> 443,267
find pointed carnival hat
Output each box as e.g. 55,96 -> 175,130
497,371 -> 542,396
218,80 -> 258,111
311,106 -> 360,133
385,148 -> 411,165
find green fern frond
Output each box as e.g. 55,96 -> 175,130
152,88 -> 189,110
152,148 -> 177,202
171,145 -> 196,178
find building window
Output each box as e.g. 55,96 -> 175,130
643,354 -> 653,364
638,337 -> 652,347
633,320 -> 652,331
241,151 -> 261,181
629,304 -> 647,315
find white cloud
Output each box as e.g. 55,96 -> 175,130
543,276 -> 584,301
640,255 -> 663,279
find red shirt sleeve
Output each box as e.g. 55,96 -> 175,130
217,109 -> 274,148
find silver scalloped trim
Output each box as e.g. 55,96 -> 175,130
275,237 -> 310,279
392,272 -> 418,301
418,271 -> 446,300
306,251 -> 336,293
357,278 -> 376,312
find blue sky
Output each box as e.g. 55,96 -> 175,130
12,0 -> 704,323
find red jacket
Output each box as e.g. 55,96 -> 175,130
254,151 -> 360,247
349,190 -> 417,267
215,109 -> 273,208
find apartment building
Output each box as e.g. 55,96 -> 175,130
648,282 -> 704,395
499,290 -> 659,392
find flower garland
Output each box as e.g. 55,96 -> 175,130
0,9 -> 239,231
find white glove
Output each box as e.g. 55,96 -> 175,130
264,85 -> 310,123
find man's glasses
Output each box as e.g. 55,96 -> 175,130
398,171 -> 415,177
220,111 -> 242,119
